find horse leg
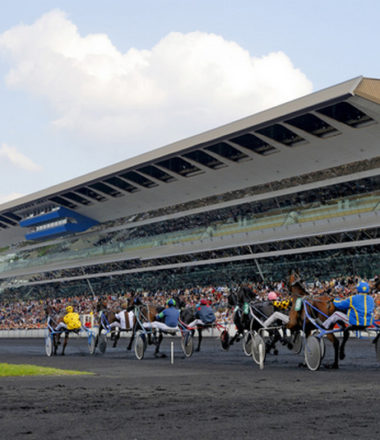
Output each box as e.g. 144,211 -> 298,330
373,333 -> 380,346
154,332 -> 166,358
196,330 -> 202,352
126,334 -> 133,351
127,322 -> 138,351
324,333 -> 340,369
230,316 -> 243,346
113,329 -> 120,348
95,326 -> 101,348
339,329 -> 350,361
61,333 -> 69,355
53,334 -> 58,356
228,331 -> 241,346
267,330 -> 280,355
110,330 -> 115,341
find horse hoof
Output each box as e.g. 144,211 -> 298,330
298,362 -> 307,368
154,353 -> 167,359
339,353 -> 345,360
324,363 -> 338,369
195,348 -> 200,352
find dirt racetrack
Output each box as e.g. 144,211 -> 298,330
0,336 -> 379,440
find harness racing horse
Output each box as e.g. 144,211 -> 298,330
226,285 -> 257,347
171,294 -> 209,352
286,270 -> 340,368
227,286 -> 291,354
179,305 -> 208,352
95,297 -> 136,352
45,303 -> 76,356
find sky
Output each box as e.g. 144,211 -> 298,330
0,0 -> 379,205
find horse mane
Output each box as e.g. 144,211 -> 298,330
288,272 -> 309,298
134,302 -> 159,322
227,291 -> 238,307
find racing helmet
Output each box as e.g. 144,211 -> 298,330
357,281 -> 370,293
66,305 -> 73,313
200,298 -> 208,305
267,291 -> 278,301
166,298 -> 176,307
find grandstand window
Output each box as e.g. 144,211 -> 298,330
156,157 -> 203,177
256,124 -> 307,146
49,196 -> 77,209
285,113 -> 340,138
89,182 -> 123,197
229,133 -> 278,155
316,101 -> 375,128
75,187 -> 107,202
0,215 -> 17,226
205,142 -> 249,162
119,171 -> 158,188
137,165 -> 176,183
182,150 -> 226,169
104,177 -> 139,193
61,192 -> 92,205
2,212 -> 21,221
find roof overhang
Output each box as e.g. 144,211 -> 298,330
1,76 -> 379,245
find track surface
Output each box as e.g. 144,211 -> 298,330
0,336 -> 379,440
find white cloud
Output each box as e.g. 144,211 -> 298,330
0,192 -> 25,204
0,10 -> 313,154
0,143 -> 42,172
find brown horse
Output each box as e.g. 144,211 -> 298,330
286,270 -> 341,368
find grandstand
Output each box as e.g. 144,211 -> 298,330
0,76 -> 379,298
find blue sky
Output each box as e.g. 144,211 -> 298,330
0,0 -> 379,204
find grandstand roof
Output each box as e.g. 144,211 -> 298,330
1,76 -> 380,245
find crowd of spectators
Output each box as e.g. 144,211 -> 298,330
1,275 -> 379,330
6,241 -> 379,290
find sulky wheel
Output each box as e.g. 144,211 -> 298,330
181,332 -> 194,358
134,332 -> 147,360
45,335 -> 53,357
220,330 -> 230,351
251,333 -> 266,369
88,333 -> 96,355
320,337 -> 326,360
290,331 -> 303,354
243,331 -> 253,356
304,336 -> 322,371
